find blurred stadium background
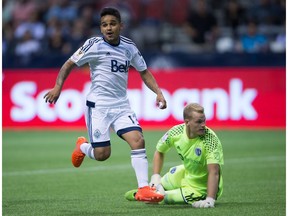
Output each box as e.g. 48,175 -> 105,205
2,0 -> 286,129
3,0 -> 286,68
2,0 -> 286,215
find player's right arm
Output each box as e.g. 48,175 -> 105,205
149,150 -> 164,187
44,59 -> 76,104
152,150 -> 165,175
150,130 -> 173,186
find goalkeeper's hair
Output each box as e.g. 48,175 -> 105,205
183,103 -> 204,120
100,7 -> 121,22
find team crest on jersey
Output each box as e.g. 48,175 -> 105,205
195,148 -> 202,156
125,50 -> 132,59
93,129 -> 101,139
170,167 -> 177,174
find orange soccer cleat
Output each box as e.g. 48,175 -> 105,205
135,186 -> 164,203
71,136 -> 88,168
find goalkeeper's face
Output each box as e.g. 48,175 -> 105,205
100,15 -> 123,45
185,112 -> 206,139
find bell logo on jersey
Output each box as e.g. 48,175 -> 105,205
111,60 -> 130,73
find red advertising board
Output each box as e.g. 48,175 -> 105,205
2,67 -> 285,129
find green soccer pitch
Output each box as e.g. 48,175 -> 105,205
2,129 -> 285,216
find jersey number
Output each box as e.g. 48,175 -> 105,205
128,115 -> 139,125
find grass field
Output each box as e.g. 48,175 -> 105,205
2,129 -> 286,216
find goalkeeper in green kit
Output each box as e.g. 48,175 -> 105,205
125,103 -> 224,208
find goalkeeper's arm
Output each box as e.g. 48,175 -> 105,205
206,163 -> 220,200
192,163 -> 220,208
150,150 -> 165,187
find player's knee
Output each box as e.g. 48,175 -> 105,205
94,148 -> 111,161
134,135 -> 145,149
95,156 -> 109,161
95,152 -> 110,161
122,131 -> 145,149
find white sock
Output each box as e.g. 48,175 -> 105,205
80,143 -> 95,159
131,149 -> 149,188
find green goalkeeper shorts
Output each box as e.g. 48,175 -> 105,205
161,165 -> 206,205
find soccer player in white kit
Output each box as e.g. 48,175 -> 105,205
44,7 -> 167,203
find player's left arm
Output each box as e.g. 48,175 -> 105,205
207,163 -> 220,199
192,163 -> 219,208
139,69 -> 167,109
193,128 -> 223,208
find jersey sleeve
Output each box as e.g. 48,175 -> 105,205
156,130 -> 172,154
204,128 -> 224,165
70,37 -> 99,66
130,48 -> 147,72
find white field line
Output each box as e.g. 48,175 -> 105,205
2,155 -> 285,177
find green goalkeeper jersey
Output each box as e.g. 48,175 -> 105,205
156,124 -> 224,198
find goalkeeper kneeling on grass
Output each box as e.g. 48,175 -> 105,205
125,103 -> 224,208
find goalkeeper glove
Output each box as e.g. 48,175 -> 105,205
149,174 -> 165,195
149,174 -> 161,188
192,197 -> 215,208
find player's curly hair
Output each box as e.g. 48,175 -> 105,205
183,103 -> 204,120
100,7 -> 121,22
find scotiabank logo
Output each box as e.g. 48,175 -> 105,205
130,78 -> 257,121
9,78 -> 257,123
10,82 -> 90,122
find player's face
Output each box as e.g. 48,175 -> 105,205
185,112 -> 206,139
100,15 -> 122,45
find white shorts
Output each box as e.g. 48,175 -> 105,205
85,101 -> 142,148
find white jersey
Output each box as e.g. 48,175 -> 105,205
70,36 -> 147,107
